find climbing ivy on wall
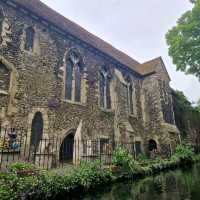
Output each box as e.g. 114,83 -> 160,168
172,90 -> 200,142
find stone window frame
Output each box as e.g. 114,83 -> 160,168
62,48 -> 87,105
24,26 -> 35,52
20,25 -> 40,55
25,108 -> 49,158
99,66 -> 112,111
0,56 -> 18,118
123,74 -> 137,117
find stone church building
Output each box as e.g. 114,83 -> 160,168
0,0 -> 180,164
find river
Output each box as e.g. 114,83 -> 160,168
82,163 -> 200,200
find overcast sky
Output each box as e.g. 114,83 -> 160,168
41,0 -> 200,103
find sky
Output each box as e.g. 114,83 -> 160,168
41,0 -> 200,103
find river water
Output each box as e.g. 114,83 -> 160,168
83,164 -> 200,200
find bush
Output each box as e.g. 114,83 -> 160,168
171,143 -> 195,164
112,146 -> 142,174
8,162 -> 36,174
0,160 -> 113,200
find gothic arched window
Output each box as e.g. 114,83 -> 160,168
0,62 -> 10,92
99,68 -> 111,109
124,76 -> 134,115
65,49 -> 82,102
25,27 -> 35,51
0,11 -> 4,43
65,59 -> 73,100
128,83 -> 134,114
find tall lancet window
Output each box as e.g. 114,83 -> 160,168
25,27 -> 35,51
0,11 -> 4,43
125,76 -> 134,115
99,67 -> 111,109
128,83 -> 134,114
65,49 -> 82,102
65,59 -> 73,100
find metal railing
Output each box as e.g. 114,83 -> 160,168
0,128 -> 143,170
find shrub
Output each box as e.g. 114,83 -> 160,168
8,162 -> 36,174
112,146 -> 142,174
171,143 -> 195,164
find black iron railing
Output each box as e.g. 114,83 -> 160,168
0,128 -> 145,170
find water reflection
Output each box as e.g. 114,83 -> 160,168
83,164 -> 200,200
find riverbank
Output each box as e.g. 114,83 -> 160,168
1,144 -> 200,200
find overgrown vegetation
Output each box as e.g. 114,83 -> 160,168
172,90 -> 200,143
1,144 -> 200,200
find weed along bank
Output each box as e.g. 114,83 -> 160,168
0,0 -> 181,169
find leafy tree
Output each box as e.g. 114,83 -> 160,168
166,0 -> 200,80
172,90 -> 200,144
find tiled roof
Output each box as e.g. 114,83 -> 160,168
137,57 -> 161,75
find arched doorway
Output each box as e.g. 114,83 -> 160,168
60,132 -> 75,163
30,112 -> 43,161
148,139 -> 157,151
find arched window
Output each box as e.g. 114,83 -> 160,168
99,68 -> 111,109
65,49 -> 82,102
0,11 -> 4,43
124,76 -> 134,115
25,27 -> 35,51
0,62 -> 10,92
127,82 -> 134,115
65,59 -> 73,100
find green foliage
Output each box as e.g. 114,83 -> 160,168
112,146 -> 142,174
172,143 -> 195,163
172,90 -> 200,140
8,162 -> 36,173
0,161 -> 113,200
166,0 -> 200,80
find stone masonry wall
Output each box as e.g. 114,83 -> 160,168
0,0 -> 179,159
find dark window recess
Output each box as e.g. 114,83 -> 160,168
135,141 -> 142,156
148,139 -> 157,151
65,60 -> 73,100
74,64 -> 81,102
25,27 -> 35,51
0,13 -> 3,43
99,72 -> 105,108
0,62 -> 10,91
30,112 -> 43,153
106,78 -> 111,109
129,85 -> 134,114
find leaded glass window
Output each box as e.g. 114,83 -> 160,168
65,48 -> 83,102
0,11 -> 4,43
65,60 -> 73,100
0,62 -> 10,92
75,64 -> 81,102
99,68 -> 111,109
25,27 -> 35,51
